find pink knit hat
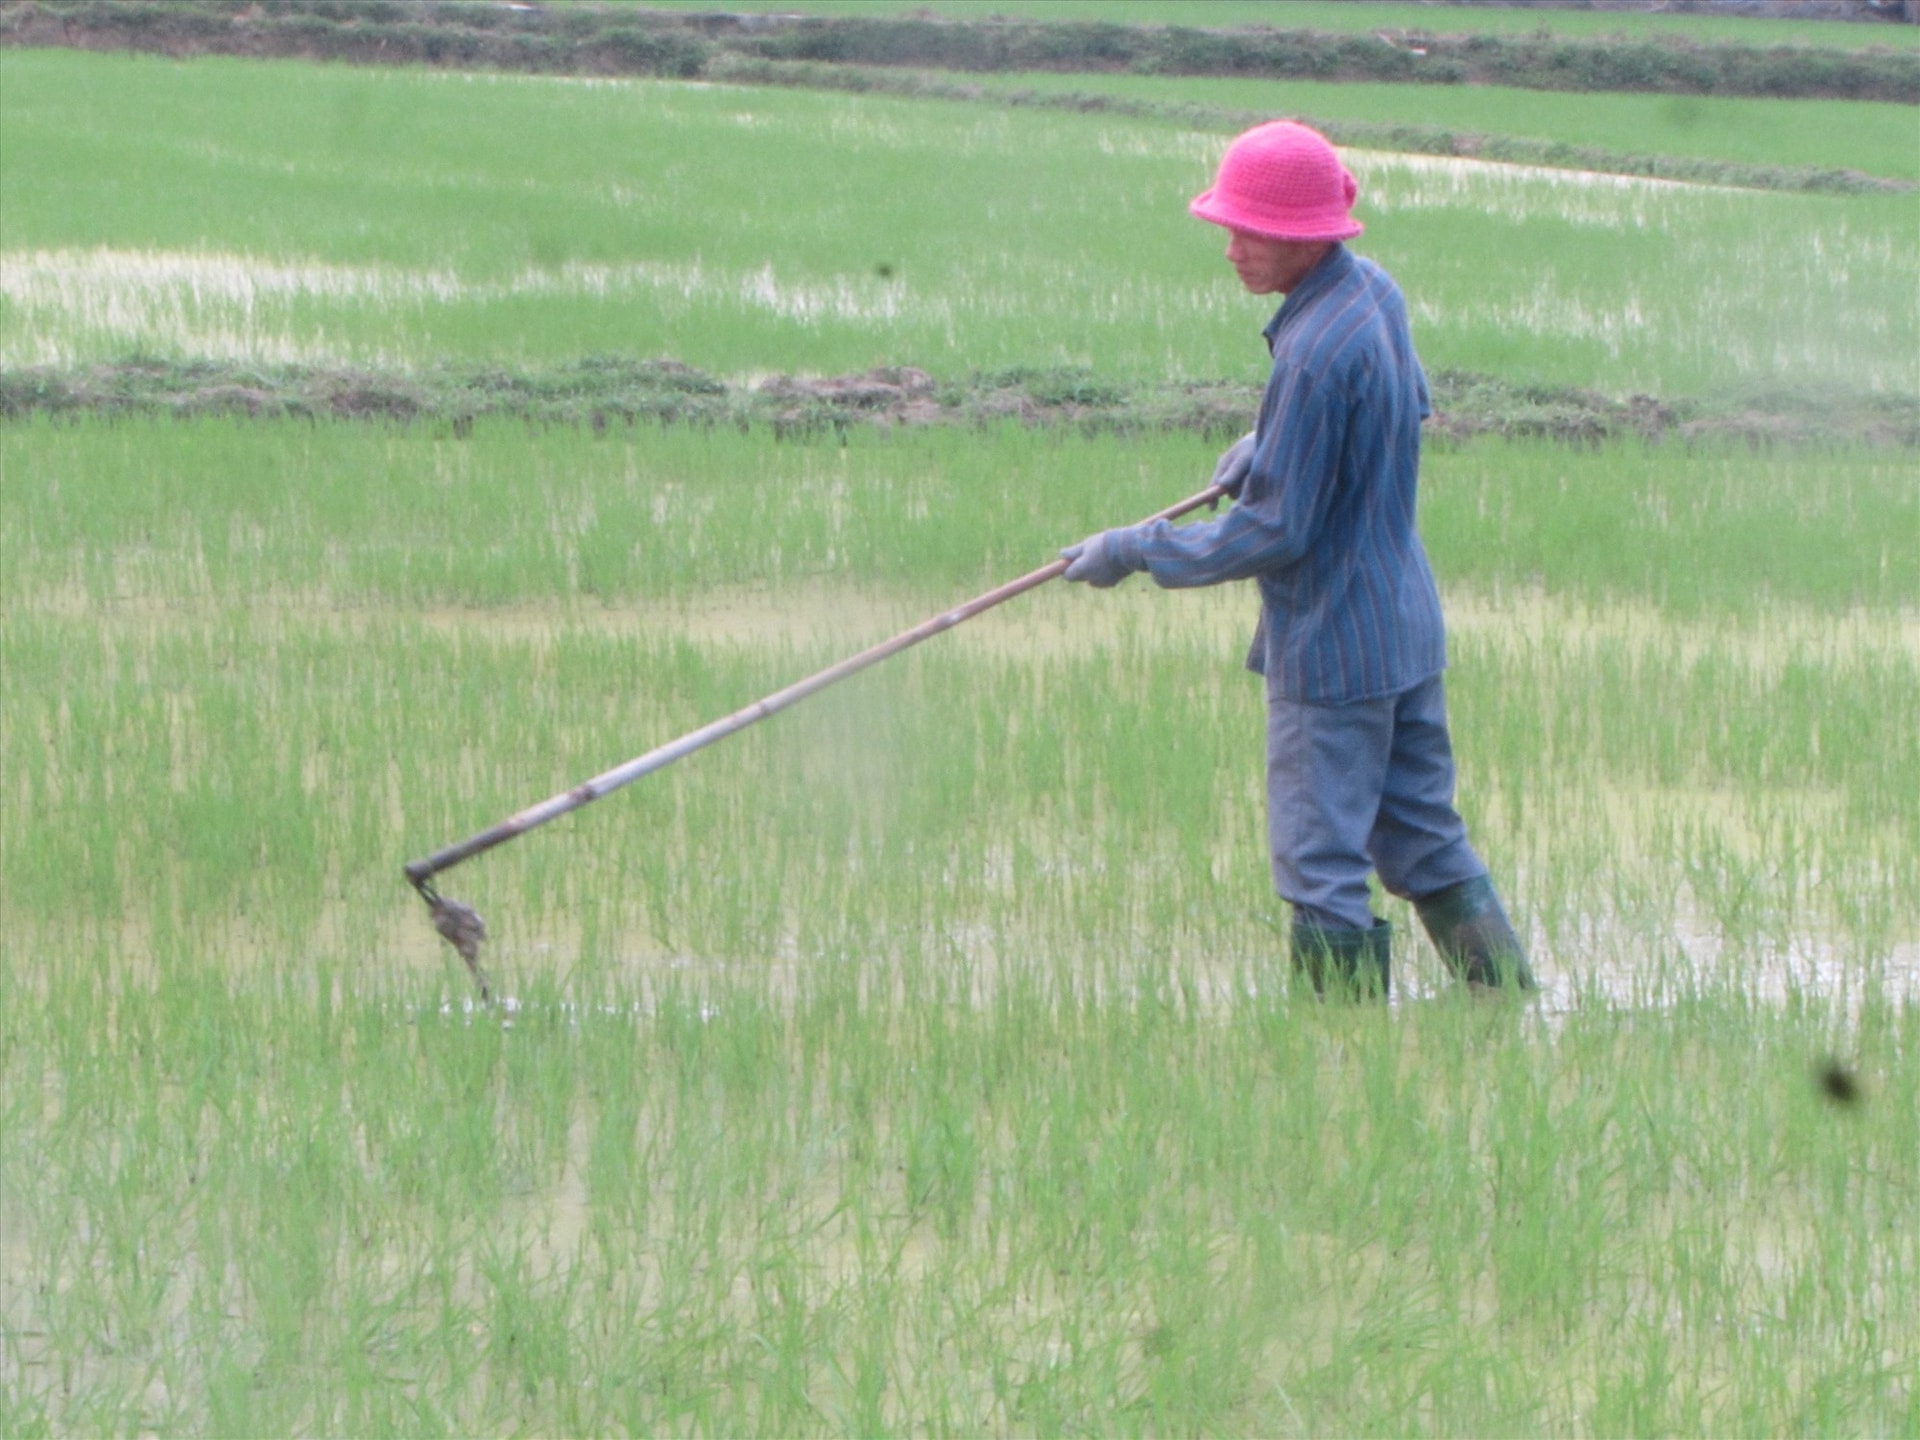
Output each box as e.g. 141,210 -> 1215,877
1189,121 -> 1363,242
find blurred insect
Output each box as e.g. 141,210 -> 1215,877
1817,1058 -> 1860,1106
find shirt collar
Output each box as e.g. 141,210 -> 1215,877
1262,243 -> 1354,349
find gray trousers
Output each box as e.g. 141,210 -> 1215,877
1266,672 -> 1488,931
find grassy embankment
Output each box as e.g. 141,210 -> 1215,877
8,0 -> 1918,118
1,38 -> 1916,1437
637,0 -> 1920,50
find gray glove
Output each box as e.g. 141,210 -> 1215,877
1211,430 -> 1258,499
1060,529 -> 1142,588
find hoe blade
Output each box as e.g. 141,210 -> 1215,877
417,882 -> 490,1001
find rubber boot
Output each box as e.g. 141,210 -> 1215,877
1415,876 -> 1536,992
1291,918 -> 1391,1001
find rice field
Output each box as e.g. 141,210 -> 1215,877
3,38 -> 1917,1438
3,50 -> 1916,397
3,417 -> 1915,1433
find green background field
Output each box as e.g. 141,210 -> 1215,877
4,50 -> 1915,399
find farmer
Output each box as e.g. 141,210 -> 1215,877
1061,121 -> 1534,999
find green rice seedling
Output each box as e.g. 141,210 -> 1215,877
7,966 -> 1916,1432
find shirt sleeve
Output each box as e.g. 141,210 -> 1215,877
1126,361 -> 1350,589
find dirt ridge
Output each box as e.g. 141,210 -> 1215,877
5,356 -> 1914,448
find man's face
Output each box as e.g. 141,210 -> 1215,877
1225,230 -> 1332,295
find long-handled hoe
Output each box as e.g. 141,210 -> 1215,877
405,484 -> 1226,998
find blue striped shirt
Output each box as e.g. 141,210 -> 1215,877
1119,245 -> 1446,704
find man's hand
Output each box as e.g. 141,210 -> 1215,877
1210,430 -> 1258,499
1060,529 -> 1141,588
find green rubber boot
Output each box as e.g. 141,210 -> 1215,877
1415,876 -> 1536,992
1291,918 -> 1392,1001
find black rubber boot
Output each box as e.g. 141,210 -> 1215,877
1291,918 -> 1391,1001
1415,876 -> 1536,992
